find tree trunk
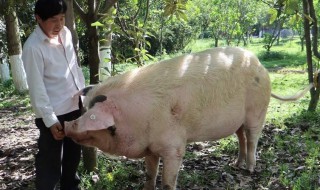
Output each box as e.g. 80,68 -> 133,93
300,37 -> 304,52
65,0 -> 98,172
82,28 -> 100,171
72,0 -> 119,172
4,6 -> 28,92
81,146 -> 97,173
65,0 -> 81,66
213,36 -> 219,47
88,23 -> 100,84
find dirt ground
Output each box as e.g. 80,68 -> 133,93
0,106 -> 37,190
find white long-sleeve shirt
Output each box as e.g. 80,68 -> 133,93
22,25 -> 85,128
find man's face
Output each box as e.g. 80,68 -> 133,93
36,13 -> 65,39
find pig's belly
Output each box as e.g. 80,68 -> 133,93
186,107 -> 245,142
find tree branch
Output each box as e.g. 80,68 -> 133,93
101,0 -> 118,14
115,3 -> 130,38
95,0 -> 101,16
73,0 -> 87,22
143,0 -> 150,26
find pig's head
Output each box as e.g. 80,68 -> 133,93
64,94 -> 118,149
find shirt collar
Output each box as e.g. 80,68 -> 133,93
35,25 -> 66,45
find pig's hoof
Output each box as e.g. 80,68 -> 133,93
142,184 -> 155,190
246,165 -> 255,173
142,188 -> 154,190
231,159 -> 245,169
163,185 -> 173,190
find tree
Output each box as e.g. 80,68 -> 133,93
1,0 -> 28,92
234,0 -> 259,46
302,0 -> 320,111
73,0 -> 118,84
63,0 -> 98,173
72,0 -> 118,173
186,0 -> 259,47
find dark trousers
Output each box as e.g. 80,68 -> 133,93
35,109 -> 82,190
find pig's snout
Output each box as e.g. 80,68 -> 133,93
64,119 -> 79,136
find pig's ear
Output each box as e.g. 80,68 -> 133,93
89,95 -> 107,109
82,85 -> 95,96
73,85 -> 95,97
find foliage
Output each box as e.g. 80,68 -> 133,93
185,0 -> 262,47
76,16 -> 90,66
111,0 -> 194,64
160,19 -> 195,54
260,0 -> 302,52
0,79 -> 15,99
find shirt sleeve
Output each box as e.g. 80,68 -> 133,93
22,46 -> 59,128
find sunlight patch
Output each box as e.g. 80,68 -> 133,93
179,55 -> 193,77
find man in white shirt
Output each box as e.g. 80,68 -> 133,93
22,0 -> 85,189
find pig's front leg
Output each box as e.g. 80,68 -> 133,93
161,148 -> 185,190
143,155 -> 160,190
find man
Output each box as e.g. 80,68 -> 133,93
22,0 -> 85,189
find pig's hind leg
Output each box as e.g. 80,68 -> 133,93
234,125 -> 247,168
143,155 -> 160,190
243,108 -> 267,173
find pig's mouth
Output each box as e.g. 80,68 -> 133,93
74,136 -> 94,144
66,131 -> 95,145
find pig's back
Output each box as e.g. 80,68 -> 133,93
91,47 -> 271,142
97,47 -> 269,96
132,46 -> 270,102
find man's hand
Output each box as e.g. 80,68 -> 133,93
50,122 -> 65,140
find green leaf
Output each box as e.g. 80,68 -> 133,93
91,21 -> 104,27
268,8 -> 278,24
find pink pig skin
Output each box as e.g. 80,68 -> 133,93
64,47 -> 312,190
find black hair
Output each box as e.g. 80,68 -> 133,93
35,0 -> 67,21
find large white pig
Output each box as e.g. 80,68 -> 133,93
64,47 -> 312,190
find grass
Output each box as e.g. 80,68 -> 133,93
1,37 -> 319,189
0,79 -> 31,114
78,155 -> 145,190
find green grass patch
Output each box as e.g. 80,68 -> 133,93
0,79 -> 31,111
78,155 -> 145,189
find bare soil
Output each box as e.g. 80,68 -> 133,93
0,106 -> 37,190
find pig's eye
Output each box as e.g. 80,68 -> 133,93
90,114 -> 96,120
